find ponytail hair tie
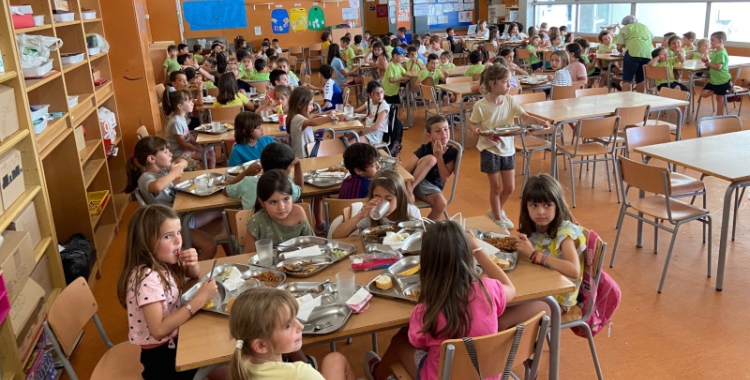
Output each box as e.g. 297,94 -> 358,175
235,340 -> 244,349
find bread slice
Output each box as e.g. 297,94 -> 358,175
376,275 -> 393,290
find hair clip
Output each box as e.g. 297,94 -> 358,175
235,340 -> 244,349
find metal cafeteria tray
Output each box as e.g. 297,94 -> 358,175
226,159 -> 259,175
388,256 -> 420,277
302,304 -> 353,335
304,170 -> 347,188
378,156 -> 399,171
244,266 -> 287,287
277,281 -> 329,298
278,236 -> 328,251
174,173 -> 226,196
196,123 -> 233,134
181,263 -> 266,315
276,255 -> 333,278
367,272 -> 419,303
277,237 -> 357,263
477,231 -> 519,271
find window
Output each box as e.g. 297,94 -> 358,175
535,4 -> 575,34
577,4 -> 631,34
635,3 -> 707,38
709,2 -> 750,42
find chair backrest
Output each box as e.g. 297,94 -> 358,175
136,125 -> 149,140
513,92 -> 545,105
297,201 -> 315,227
485,43 -> 496,54
615,104 -> 650,127
230,209 -> 255,251
618,155 -> 671,196
443,140 -> 463,207
210,106 -> 242,123
577,115 -> 619,141
325,198 -> 364,225
575,87 -> 608,97
48,277 -> 99,357
507,86 -> 521,95
278,51 -> 290,59
287,56 -> 298,70
155,83 -> 166,103
515,48 -> 531,60
446,76 -> 473,84
298,60 -> 308,77
625,124 -> 671,154
207,87 -> 219,97
420,84 -> 439,112
289,45 -> 304,55
643,65 -> 671,94
441,40 -> 451,52
306,138 -> 347,157
248,80 -> 270,94
657,86 -> 689,107
309,43 -> 323,53
343,87 -> 351,106
551,85 -> 582,100
437,312 -> 549,380
696,115 -> 743,137
301,73 -> 311,87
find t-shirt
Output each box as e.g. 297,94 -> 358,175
383,62 -> 406,96
446,35 -> 463,54
339,175 -> 371,199
465,64 -> 486,77
709,48 -> 731,85
214,93 -> 249,108
363,100 -> 390,144
228,136 -> 275,166
249,71 -> 271,81
405,59 -> 424,72
138,169 -> 176,206
398,36 -> 408,45
247,208 -> 314,245
654,58 -> 679,85
240,360 -> 324,380
581,55 -> 596,76
409,277 -> 507,380
413,142 -> 458,189
164,114 -> 189,157
417,69 -> 443,87
355,204 -> 421,233
226,175 -> 301,210
343,46 -> 356,70
566,61 -> 588,83
551,69 -> 573,86
615,22 -> 653,59
439,62 -> 456,71
385,46 -> 394,56
470,96 -> 524,156
427,47 -> 444,57
290,114 -> 315,158
287,71 -> 301,87
126,267 -> 182,346
330,57 -> 348,87
527,45 -> 540,64
528,220 -> 585,308
237,79 -> 252,93
323,78 -> 343,111
239,64 -> 253,80
322,41 -> 331,52
163,58 -> 181,75
418,45 -> 427,55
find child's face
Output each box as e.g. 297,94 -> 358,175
423,36 -> 430,45
268,61 -> 278,70
180,98 -> 195,113
550,36 -> 559,46
550,55 -> 563,70
356,159 -> 381,178
432,41 -> 441,49
172,74 -> 188,89
184,56 -> 196,67
698,42 -> 709,53
683,36 -> 692,47
179,47 -> 189,54
393,53 -> 405,63
149,147 -> 173,169
275,74 -> 289,86
275,94 -> 288,106
261,191 -> 294,221
527,201 -> 556,231
341,40 -> 349,48
242,57 -> 253,68
369,86 -> 385,103
408,51 -> 417,59
373,47 -> 383,56
251,126 -> 264,140
504,51 -> 515,62
448,30 -> 455,37
566,50 -> 575,62
429,122 -> 450,145
428,59 -> 439,71
601,34 -> 612,45
273,41 -> 280,48
669,39 -> 681,51
201,61 -> 215,72
490,76 -> 511,95
372,186 -> 398,217
710,36 -> 722,49
440,55 -> 449,64
659,49 -> 669,61
270,306 -> 304,354
278,62 -> 290,72
306,99 -> 314,114
154,217 -> 182,265
168,49 -> 177,58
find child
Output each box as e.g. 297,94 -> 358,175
328,43 -> 359,86
526,35 -> 543,72
667,35 -> 684,59
226,62 -> 252,94
276,57 -> 300,87
464,50 -> 486,77
549,33 -> 563,50
237,49 -> 254,80
648,47 -> 687,91
199,58 -> 219,87
250,59 -> 270,81
692,38 -> 709,60
267,55 -> 280,72
405,46 -> 425,72
516,174 -> 586,311
469,66 -> 549,229
214,72 -> 253,110
507,23 -> 526,42
488,28 -> 500,54
192,44 -> 204,65
362,30 -> 372,49
397,27 -> 408,45
427,35 -> 444,56
700,31 -> 731,116
404,115 -> 457,220
547,50 -> 572,86
418,54 -> 445,87
228,287 -> 356,380
438,51 -> 456,71
353,35 -> 365,55
321,31 -> 333,52
383,47 -> 409,105
475,19 -> 490,39
564,32 -> 575,45
354,81 -> 390,144
367,42 -> 390,78
229,112 -> 275,166
287,87 -> 340,158
445,28 -> 465,54
176,54 -> 197,71
263,69 -> 289,104
683,31 -> 697,52
124,137 -> 218,260
163,90 -> 216,169
565,43 -> 588,86
332,169 -> 421,238
163,45 -> 180,78
272,38 -> 282,54
340,143 -> 381,199
364,220 -> 549,380
559,25 -> 568,37
320,64 -> 343,112
574,38 -> 600,79
500,48 -> 528,76
340,36 -> 356,70
116,204 -> 219,380
234,37 -> 248,55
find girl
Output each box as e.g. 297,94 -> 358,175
163,90 -> 216,169
648,47 -> 687,91
364,221 -> 550,380
547,50 -> 572,86
564,32 -> 575,45
500,48 -> 528,76
163,71 -> 203,113
667,35 -> 684,59
549,33 -> 563,50
692,38 -> 709,60
116,204 -> 219,380
332,169 -> 421,238
526,35 -> 543,72
438,51 -> 455,71
488,28 -> 500,55
507,23 -> 526,42
475,19 -> 490,39
287,87 -> 340,158
469,66 -> 550,230
215,72 -> 254,110
229,112 -> 275,166
209,42 -> 228,73
228,287 -> 356,380
596,30 -> 620,87
321,31 -> 333,53
515,174 -> 585,311
366,42 -> 389,78
354,81 -> 390,144
328,44 -> 359,86
575,38 -> 600,80
565,43 -> 588,86
125,136 -> 219,259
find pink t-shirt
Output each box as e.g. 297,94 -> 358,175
408,278 -> 507,380
566,61 -> 588,84
126,267 -> 181,346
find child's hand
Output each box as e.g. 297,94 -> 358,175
547,74 -> 554,81
169,163 -> 184,178
515,234 -> 535,258
179,249 -> 199,268
470,126 -> 481,136
196,278 -> 218,305
244,162 -> 262,176
466,230 -> 482,253
432,140 -> 447,158
358,198 -> 381,219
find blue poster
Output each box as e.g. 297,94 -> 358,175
271,9 -> 290,34
183,0 -> 248,31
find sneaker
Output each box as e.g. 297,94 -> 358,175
306,355 -> 318,371
363,351 -> 381,380
500,210 -> 515,230
486,208 -> 497,220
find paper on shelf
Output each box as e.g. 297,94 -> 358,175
283,245 -> 323,259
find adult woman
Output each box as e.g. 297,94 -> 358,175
616,15 -> 653,91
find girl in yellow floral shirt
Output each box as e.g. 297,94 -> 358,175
515,174 -> 585,310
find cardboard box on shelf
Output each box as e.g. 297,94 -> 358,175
10,5 -> 33,29
0,85 -> 21,143
98,107 -> 117,140
9,278 -> 43,337
0,231 -> 35,302
15,296 -> 46,362
10,202 -> 42,248
29,254 -> 52,299
52,0 -> 69,11
0,149 -> 25,211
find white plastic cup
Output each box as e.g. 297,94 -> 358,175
336,104 -> 344,113
255,239 -> 274,266
344,105 -> 354,117
33,15 -> 44,26
194,176 -> 209,194
261,110 -> 269,119
370,200 -> 390,220
336,270 -> 356,303
210,121 -> 222,131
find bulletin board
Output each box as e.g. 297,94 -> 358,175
413,0 -> 474,28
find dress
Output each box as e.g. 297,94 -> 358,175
246,208 -> 314,245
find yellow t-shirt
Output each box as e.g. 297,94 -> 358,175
214,93 -> 249,108
241,360 -> 324,380
343,46 -> 356,70
469,96 -> 524,156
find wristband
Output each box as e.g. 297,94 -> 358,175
186,304 -> 194,315
530,250 -> 538,263
472,247 -> 483,253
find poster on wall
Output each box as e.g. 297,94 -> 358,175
289,7 -> 309,31
376,4 -> 387,17
183,0 -> 247,30
414,4 -> 430,16
397,0 -> 410,22
307,6 -> 326,30
458,10 -> 472,22
342,7 -> 358,20
271,8 -> 291,33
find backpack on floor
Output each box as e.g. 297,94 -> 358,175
572,229 -> 621,337
383,105 -> 403,157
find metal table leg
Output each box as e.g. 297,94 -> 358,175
716,181 -> 743,290
542,295 -> 562,380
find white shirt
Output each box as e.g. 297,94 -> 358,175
363,100 -> 390,144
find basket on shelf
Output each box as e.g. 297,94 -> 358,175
87,190 -> 109,216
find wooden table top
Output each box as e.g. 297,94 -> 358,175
405,65 -> 471,78
174,216 -> 575,371
522,92 -> 688,124
634,130 -> 750,183
675,56 -> 750,71
594,53 -> 624,61
437,81 -> 480,96
172,155 -> 413,213
195,123 -> 287,144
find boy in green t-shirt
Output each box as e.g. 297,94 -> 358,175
700,31 -> 732,116
249,58 -> 271,81
163,44 -> 180,79
383,47 -> 409,105
464,50 -> 486,77
340,36 -> 356,70
419,53 -> 453,105
648,47 -> 687,91
192,44 -> 204,65
237,49 -> 254,80
526,35 -> 543,72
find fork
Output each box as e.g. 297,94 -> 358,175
306,321 -> 333,331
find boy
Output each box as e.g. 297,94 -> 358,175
353,35 -> 364,55
237,49 -> 253,80
648,47 -> 687,91
382,35 -> 394,56
397,27 -> 408,45
277,57 -> 300,87
445,27 -> 465,54
700,31 -> 731,116
177,43 -> 189,55
405,46 -> 425,72
418,53 -> 445,84
405,115 -> 457,220
319,64 -> 343,112
266,69 -> 289,101
340,36 -> 356,70
439,51 -> 456,71
192,44 -> 204,65
410,40 -> 427,64
464,50 -> 486,77
176,53 -> 196,70
249,58 -> 270,81
383,47 -> 410,105
427,35 -> 444,56
683,31 -> 696,52
362,31 -> 372,49
225,143 -> 303,210
163,44 -> 180,78
200,57 -> 219,88
340,143 -> 381,199
272,38 -> 282,54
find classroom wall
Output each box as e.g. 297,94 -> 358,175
363,2 -> 388,35
145,0 -> 182,43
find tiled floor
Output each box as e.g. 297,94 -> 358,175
63,96 -> 750,380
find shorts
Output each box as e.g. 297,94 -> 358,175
141,338 -> 197,380
703,81 -> 731,96
414,350 -> 428,380
590,68 -> 601,77
414,180 -> 443,201
622,52 -> 650,84
385,94 -> 401,105
657,82 -> 689,92
531,62 -> 544,71
480,151 -> 515,174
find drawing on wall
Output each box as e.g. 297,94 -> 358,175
271,8 -> 291,34
183,0 -> 248,31
307,6 -> 326,30
397,0 -> 410,22
288,7 -> 308,31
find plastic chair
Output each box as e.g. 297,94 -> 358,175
45,278 -> 143,380
133,190 -> 147,206
206,87 -> 219,98
209,106 -> 242,123
414,140 -> 463,219
551,85 -> 583,100
515,48 -> 532,70
611,156 -> 713,293
391,312 -> 550,380
324,197 -> 364,227
641,87 -> 690,139
575,87 -> 608,97
247,80 -> 270,94
308,43 -> 325,73
222,209 -> 254,254
643,64 -> 671,95
419,83 -> 462,143
306,138 -> 347,157
288,45 -> 305,72
155,83 -> 166,103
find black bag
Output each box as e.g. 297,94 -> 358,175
383,105 -> 403,157
60,234 -> 96,284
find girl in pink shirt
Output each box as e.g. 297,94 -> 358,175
565,43 -> 588,87
363,221 -> 550,380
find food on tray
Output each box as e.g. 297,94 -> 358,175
330,248 -> 349,258
282,260 -> 318,274
216,267 -> 235,282
405,289 -> 421,301
203,299 -> 214,309
492,256 -> 511,269
361,225 -> 398,236
376,275 -> 393,290
398,264 -> 420,277
326,166 -> 348,173
251,272 -> 282,287
188,183 -> 196,192
484,236 -> 517,252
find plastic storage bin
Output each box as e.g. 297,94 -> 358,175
30,104 -> 49,121
87,46 -> 100,56
87,190 -> 109,215
32,118 -> 47,135
60,53 -> 84,65
67,95 -> 79,108
81,10 -> 96,19
52,12 -> 74,23
22,60 -> 52,79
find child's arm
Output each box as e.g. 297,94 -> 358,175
331,198 -> 380,238
301,114 -> 338,129
179,248 -> 201,278
468,231 -> 516,300
359,109 -> 388,135
141,276 -> 217,340
520,113 -> 551,129
175,134 -> 199,152
432,140 -> 456,183
289,157 -> 303,190
224,162 -> 262,189
147,163 -> 183,193
648,56 -> 660,66
516,234 -> 581,279
354,103 -> 367,113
